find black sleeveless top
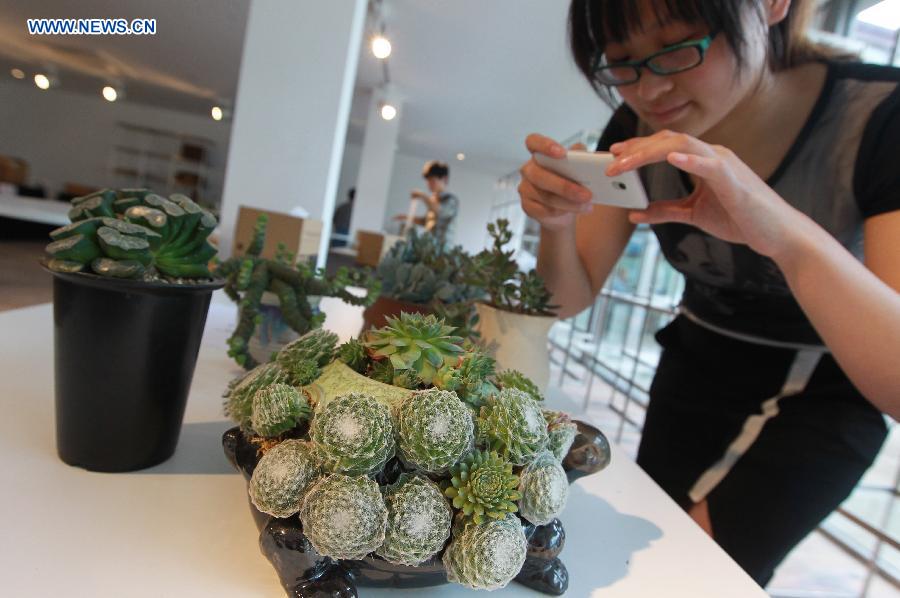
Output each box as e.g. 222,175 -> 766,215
597,61 -> 900,344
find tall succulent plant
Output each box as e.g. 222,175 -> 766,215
46,188 -> 218,279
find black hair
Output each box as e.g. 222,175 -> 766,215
348,187 -> 356,201
422,160 -> 449,179
568,0 -> 822,104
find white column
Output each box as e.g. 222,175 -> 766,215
218,0 -> 366,269
348,88 -> 403,241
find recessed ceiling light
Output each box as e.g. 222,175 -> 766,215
372,35 -> 392,59
380,103 -> 397,121
211,106 -> 223,121
102,86 -> 118,102
10,68 -> 25,79
456,153 -> 465,161
34,74 -> 50,90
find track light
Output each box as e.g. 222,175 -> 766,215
371,35 -> 392,59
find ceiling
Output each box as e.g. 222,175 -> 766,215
0,0 -> 610,176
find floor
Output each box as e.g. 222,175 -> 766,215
2,238 -> 897,598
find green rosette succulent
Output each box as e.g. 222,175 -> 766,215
443,449 -> 520,525
477,388 -> 550,466
544,409 -> 578,462
224,362 -> 291,429
518,451 -> 570,526
396,389 -> 474,474
277,329 -> 338,385
336,338 -> 368,373
442,512 -> 528,591
450,351 -> 499,408
46,189 -> 218,279
250,383 -> 311,437
310,393 -> 395,475
377,473 -> 452,566
249,440 -> 321,518
495,369 -> 544,403
300,473 -> 387,560
363,312 -> 464,385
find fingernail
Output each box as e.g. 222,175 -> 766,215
670,152 -> 688,164
550,143 -> 566,156
609,142 -> 623,151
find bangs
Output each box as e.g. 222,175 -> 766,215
594,0 -> 720,45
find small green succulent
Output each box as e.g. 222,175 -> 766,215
310,393 -> 395,475
450,350 -> 499,408
277,329 -> 338,385
224,361 -> 292,430
249,440 -> 321,518
300,473 -> 387,560
544,409 -> 578,462
250,383 -> 311,437
377,473 -> 452,566
336,338 -> 368,373
363,312 -> 464,385
396,389 -> 474,474
442,512 -> 528,591
443,449 -> 520,525
495,369 -> 543,403
477,388 -> 549,466
517,451 -> 569,526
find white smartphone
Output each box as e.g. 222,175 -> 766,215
534,150 -> 649,209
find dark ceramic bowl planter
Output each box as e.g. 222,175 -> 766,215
222,420 -> 610,597
51,269 -> 223,472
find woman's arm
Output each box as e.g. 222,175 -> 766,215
607,130 -> 900,417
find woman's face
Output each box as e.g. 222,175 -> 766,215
604,4 -> 768,136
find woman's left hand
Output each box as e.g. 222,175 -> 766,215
606,130 -> 802,259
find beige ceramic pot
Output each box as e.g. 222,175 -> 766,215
475,302 -> 556,392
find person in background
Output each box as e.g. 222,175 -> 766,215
519,0 -> 900,586
395,160 -> 459,245
331,187 -> 355,247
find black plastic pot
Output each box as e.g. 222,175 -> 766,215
49,269 -> 223,472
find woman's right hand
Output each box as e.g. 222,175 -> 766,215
519,134 -> 594,232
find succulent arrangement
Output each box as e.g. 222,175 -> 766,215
222,311 -> 595,592
215,214 -> 380,369
45,188 -> 218,280
468,218 -> 557,316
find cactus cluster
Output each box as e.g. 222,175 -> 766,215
517,451 -> 569,526
477,388 -> 550,466
495,369 -> 544,403
250,383 -> 311,438
276,329 -> 337,385
224,362 -> 291,430
249,439 -> 320,518
310,393 -> 395,476
378,474 -> 453,566
300,473 -> 387,560
443,513 -> 528,591
396,390 -> 474,474
46,188 -> 218,280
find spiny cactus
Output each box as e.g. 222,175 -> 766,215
250,383 -> 311,438
249,439 -> 321,518
377,473 -> 452,566
544,409 -> 578,462
477,388 -> 549,466
363,312 -> 465,385
395,390 -> 474,475
46,189 -> 218,279
518,451 -> 569,526
336,338 -> 368,373
442,512 -> 528,591
276,329 -> 338,385
495,369 -> 544,403
300,473 -> 387,560
448,350 -> 499,408
224,362 -> 291,430
310,393 -> 395,476
218,213 -> 379,370
443,449 -> 520,525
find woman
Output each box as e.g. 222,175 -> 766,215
519,0 -> 900,585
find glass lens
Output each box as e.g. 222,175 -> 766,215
647,46 -> 701,74
596,65 -> 639,85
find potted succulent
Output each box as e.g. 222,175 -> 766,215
216,213 -> 380,370
43,187 -> 223,472
468,219 -> 558,392
221,313 -> 611,596
364,229 -> 483,335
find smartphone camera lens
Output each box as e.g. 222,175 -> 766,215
613,181 -> 627,190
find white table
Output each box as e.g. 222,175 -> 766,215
0,193 -> 70,226
0,292 -> 766,597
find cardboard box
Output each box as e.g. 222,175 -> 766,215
0,155 -> 28,186
233,206 -> 323,261
355,230 -> 403,267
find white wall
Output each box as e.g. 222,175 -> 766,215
0,80 -> 231,203
335,141 -> 499,255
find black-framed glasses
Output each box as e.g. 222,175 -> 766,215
591,33 -> 716,86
